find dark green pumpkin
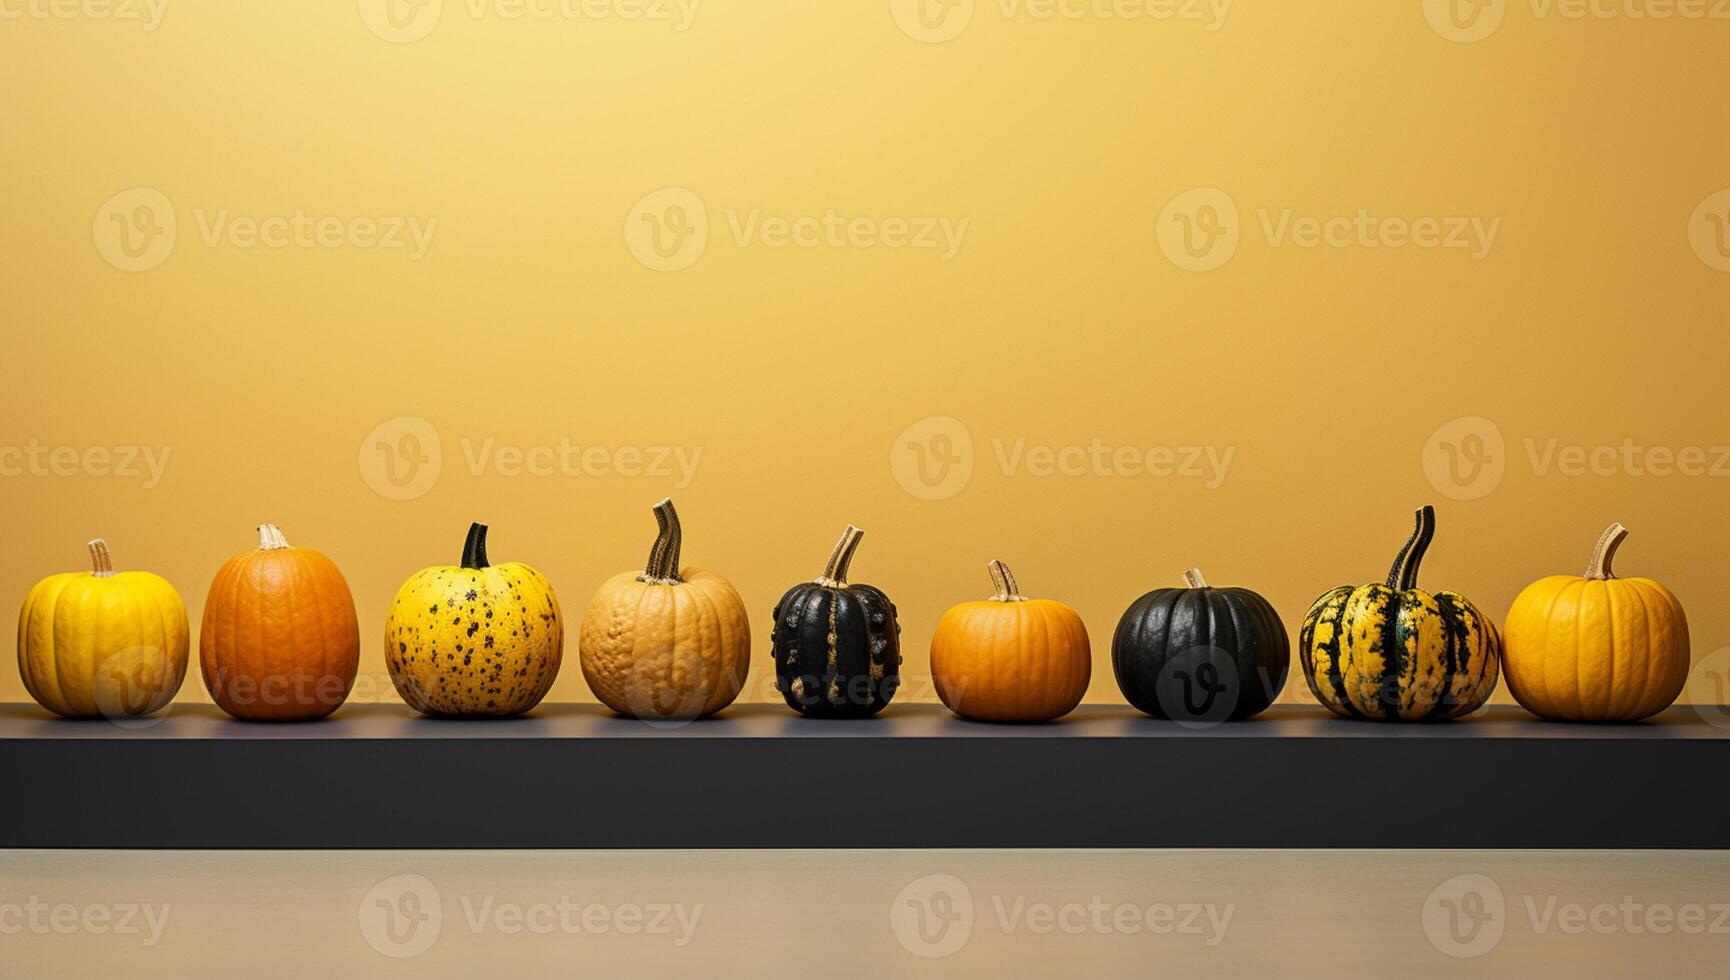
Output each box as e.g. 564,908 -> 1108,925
771,525 -> 901,718
1111,569 -> 1289,722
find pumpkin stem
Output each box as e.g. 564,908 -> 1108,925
638,498 -> 684,584
87,539 -> 116,579
1183,568 -> 1209,589
986,559 -> 1027,602
816,524 -> 865,588
257,524 -> 291,550
461,522 -> 490,570
1385,505 -> 1436,592
1585,522 -> 1629,580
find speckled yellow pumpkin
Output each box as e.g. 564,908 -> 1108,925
1503,523 -> 1689,723
384,523 -> 562,717
17,539 -> 190,719
578,499 -> 750,719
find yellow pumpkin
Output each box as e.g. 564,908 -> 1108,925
1503,523 -> 1689,723
384,523 -> 563,717
17,539 -> 189,719
930,560 -> 1091,722
578,498 -> 750,719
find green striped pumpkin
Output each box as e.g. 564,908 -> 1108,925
1299,505 -> 1500,721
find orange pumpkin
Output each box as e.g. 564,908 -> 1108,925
200,523 -> 360,721
1502,523 -> 1690,723
930,560 -> 1091,722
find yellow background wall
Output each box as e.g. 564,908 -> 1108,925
3,0 -> 1728,708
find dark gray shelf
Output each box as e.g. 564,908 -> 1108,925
4,703 -> 1727,849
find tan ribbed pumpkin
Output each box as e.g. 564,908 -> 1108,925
578,499 -> 751,720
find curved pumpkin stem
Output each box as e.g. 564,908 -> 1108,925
638,498 -> 684,585
986,559 -> 1027,602
461,522 -> 490,570
257,524 -> 291,550
1183,568 -> 1209,589
1585,522 -> 1629,580
87,539 -> 116,579
642,499 -> 672,579
1385,505 -> 1436,592
815,524 -> 865,588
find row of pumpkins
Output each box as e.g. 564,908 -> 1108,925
17,501 -> 1691,725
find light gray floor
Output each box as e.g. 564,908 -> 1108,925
3,849 -> 1728,977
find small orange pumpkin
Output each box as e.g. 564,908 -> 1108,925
200,523 -> 360,721
930,560 -> 1091,722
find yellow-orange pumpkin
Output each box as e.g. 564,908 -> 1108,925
1503,523 -> 1689,723
200,523 -> 360,721
930,560 -> 1091,722
578,498 -> 750,719
17,539 -> 189,719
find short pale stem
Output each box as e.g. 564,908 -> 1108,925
987,559 -> 1026,602
816,524 -> 865,587
1585,522 -> 1629,580
257,524 -> 291,550
1183,568 -> 1209,589
87,539 -> 115,578
638,498 -> 684,584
